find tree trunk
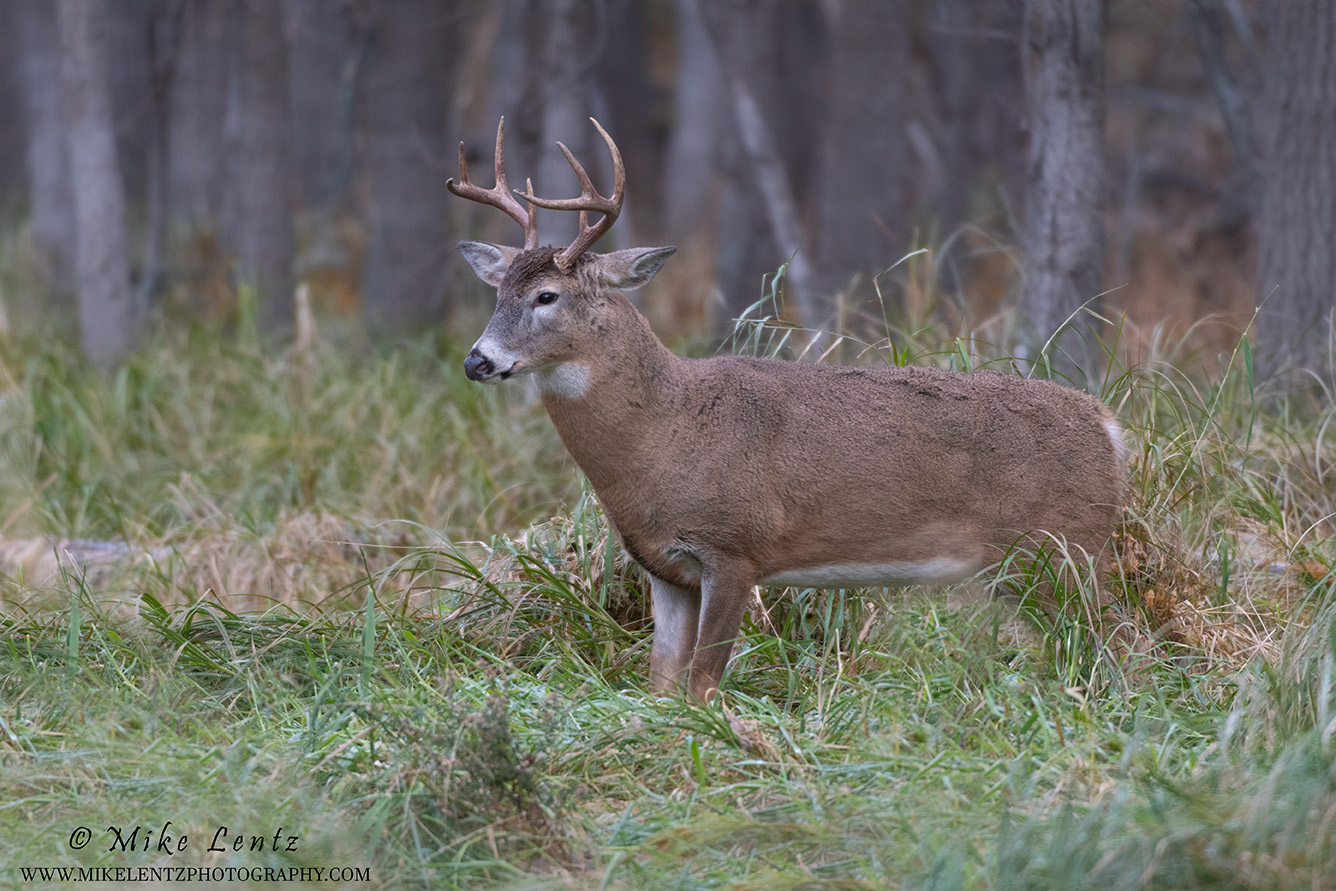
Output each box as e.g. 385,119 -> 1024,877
813,0 -> 909,297
485,0 -> 545,182
929,0 -> 1026,293
287,0 -> 361,210
0,10 -> 27,204
727,75 -> 820,322
10,0 -> 75,296
356,0 -> 455,328
55,0 -> 138,365
594,0 -> 664,240
140,0 -> 185,312
697,0 -> 819,324
1255,0 -> 1336,378
536,0 -> 600,248
168,0 -> 232,227
1022,0 -> 1106,374
663,0 -> 724,239
223,0 -> 295,333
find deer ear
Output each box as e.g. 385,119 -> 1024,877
597,247 -> 677,290
458,241 -> 522,287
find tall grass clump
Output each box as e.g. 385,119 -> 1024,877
0,322 -> 576,544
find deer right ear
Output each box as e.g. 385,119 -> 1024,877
598,246 -> 677,290
458,241 -> 522,287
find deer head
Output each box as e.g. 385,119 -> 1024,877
450,118 -> 675,389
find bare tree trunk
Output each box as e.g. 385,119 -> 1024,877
663,0 -> 724,239
929,0 -> 1026,292
11,0 -> 75,296
0,14 -> 25,204
728,77 -> 820,321
168,0 -> 232,227
287,0 -> 362,210
103,4 -> 154,204
595,0 -> 662,235
536,0 -> 600,248
1255,0 -> 1336,378
140,0 -> 185,312
813,0 -> 909,297
697,0 -> 819,324
655,0 -> 729,332
0,8 -> 26,203
224,0 -> 295,333
356,0 -> 456,328
1022,0 -> 1106,374
485,0 -> 545,182
928,0 -> 975,241
55,0 -> 138,365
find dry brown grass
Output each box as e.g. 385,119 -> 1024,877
0,511 -> 465,615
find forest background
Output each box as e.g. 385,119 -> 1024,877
1,0 -> 1332,375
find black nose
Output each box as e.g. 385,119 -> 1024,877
464,348 -> 495,381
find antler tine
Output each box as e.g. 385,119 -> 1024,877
518,118 -> 626,270
446,117 -> 539,249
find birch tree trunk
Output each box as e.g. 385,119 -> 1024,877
55,0 -> 138,365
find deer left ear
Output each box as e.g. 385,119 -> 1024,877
597,247 -> 677,290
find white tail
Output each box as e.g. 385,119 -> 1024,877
452,119 -> 1126,700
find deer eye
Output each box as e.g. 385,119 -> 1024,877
535,291 -> 559,307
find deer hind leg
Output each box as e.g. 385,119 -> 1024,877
689,559 -> 757,702
648,574 -> 700,694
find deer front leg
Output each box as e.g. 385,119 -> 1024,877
689,559 -> 756,702
648,574 -> 700,694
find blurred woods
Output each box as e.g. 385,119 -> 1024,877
0,0 -> 1331,373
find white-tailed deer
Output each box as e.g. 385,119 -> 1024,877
451,118 -> 1126,701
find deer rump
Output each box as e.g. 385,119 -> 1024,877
580,356 -> 1124,595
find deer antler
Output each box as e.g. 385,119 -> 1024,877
447,117 -> 539,249
517,118 -> 625,271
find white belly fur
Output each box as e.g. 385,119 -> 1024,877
762,557 -> 980,589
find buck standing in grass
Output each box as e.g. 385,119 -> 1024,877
451,118 -> 1126,702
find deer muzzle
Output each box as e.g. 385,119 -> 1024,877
464,348 -> 497,382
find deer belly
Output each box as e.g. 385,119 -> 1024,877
761,557 -> 980,588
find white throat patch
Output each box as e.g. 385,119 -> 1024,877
536,362 -> 591,399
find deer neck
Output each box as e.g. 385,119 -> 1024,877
537,301 -> 678,486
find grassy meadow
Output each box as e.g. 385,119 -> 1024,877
2,278 -> 1336,889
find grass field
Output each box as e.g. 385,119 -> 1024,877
2,296 -> 1335,889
